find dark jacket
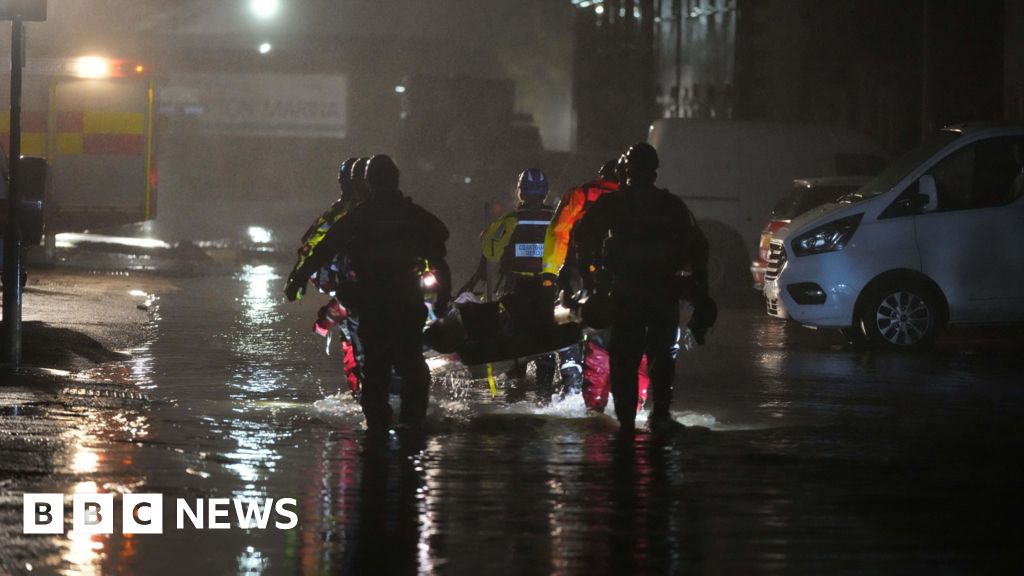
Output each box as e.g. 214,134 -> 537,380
292,189 -> 449,304
574,184 -> 708,295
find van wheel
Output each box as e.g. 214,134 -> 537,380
858,280 -> 945,349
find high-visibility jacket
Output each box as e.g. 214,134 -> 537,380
541,178 -> 619,276
480,204 -> 555,277
292,196 -> 358,279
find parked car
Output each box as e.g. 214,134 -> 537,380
751,176 -> 870,290
764,123 -> 1024,348
648,119 -> 886,288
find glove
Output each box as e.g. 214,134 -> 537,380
688,294 -> 718,345
284,274 -> 307,302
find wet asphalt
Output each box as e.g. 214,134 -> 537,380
1,242 -> 1023,576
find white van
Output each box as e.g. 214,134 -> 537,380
764,123 -> 1024,348
648,119 -> 886,286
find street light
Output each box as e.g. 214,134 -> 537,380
249,0 -> 280,20
258,42 -> 272,54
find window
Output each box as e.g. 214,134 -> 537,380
926,137 -> 1024,212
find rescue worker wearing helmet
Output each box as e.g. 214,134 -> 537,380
287,157 -> 369,397
574,143 -> 710,432
286,155 -> 451,430
479,168 -> 582,403
541,159 -> 652,412
294,157 -> 366,277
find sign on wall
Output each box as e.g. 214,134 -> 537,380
162,73 -> 347,139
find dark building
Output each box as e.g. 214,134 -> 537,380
572,0 -> 1016,154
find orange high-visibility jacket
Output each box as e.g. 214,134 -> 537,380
541,178 -> 619,276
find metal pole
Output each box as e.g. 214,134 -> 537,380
3,17 -> 25,365
675,0 -> 683,117
920,0 -> 930,140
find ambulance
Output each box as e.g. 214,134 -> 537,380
0,56 -> 157,239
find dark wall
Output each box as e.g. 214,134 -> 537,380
735,0 -> 1005,153
576,0 -> 1011,156
572,0 -> 658,152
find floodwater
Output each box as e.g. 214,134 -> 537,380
3,245 -> 1024,575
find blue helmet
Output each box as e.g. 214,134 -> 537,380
516,168 -> 548,200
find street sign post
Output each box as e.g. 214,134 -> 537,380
2,0 -> 45,367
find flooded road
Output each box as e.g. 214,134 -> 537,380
3,249 -> 1023,575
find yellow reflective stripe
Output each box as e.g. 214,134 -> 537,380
56,133 -> 83,155
145,80 -> 155,219
83,111 -> 145,134
294,209 -> 349,272
20,133 -> 47,156
486,363 -> 497,397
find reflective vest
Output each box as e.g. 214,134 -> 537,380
504,206 -> 554,275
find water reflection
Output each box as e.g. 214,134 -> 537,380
342,431 -> 429,575
230,264 -> 292,398
225,418 -> 285,491
237,545 -> 270,575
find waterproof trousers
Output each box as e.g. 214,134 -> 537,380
608,294 -> 680,426
358,298 -> 430,429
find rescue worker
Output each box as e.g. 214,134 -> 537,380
286,155 -> 450,430
542,159 -> 653,413
289,157 -> 367,397
479,168 -> 582,403
574,143 -> 709,432
293,157 -> 365,280
541,160 -> 619,280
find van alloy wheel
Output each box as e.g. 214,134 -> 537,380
874,291 -> 931,346
858,279 -> 945,350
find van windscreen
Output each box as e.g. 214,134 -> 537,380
852,131 -> 961,201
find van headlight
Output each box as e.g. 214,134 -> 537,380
791,214 -> 863,256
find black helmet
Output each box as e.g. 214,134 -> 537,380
338,156 -> 358,196
351,157 -> 370,199
365,154 -> 400,196
598,159 -> 618,182
624,142 -> 658,186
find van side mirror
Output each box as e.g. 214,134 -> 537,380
917,174 -> 938,212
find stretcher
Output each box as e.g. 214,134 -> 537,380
423,293 -> 582,367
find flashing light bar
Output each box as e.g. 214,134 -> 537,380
19,57 -> 152,78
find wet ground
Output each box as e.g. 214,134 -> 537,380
1,237 -> 1023,575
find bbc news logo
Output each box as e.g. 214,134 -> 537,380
23,494 -> 298,534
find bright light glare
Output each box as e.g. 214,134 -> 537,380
595,5 -> 605,14
250,0 -> 280,19
248,226 -> 272,244
259,42 -> 273,54
425,356 -> 450,372
54,233 -> 170,250
394,85 -> 407,94
73,57 -> 111,79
